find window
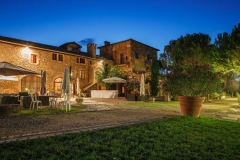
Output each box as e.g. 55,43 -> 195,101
58,54 -> 63,61
80,58 -> 85,64
80,70 -> 85,79
147,54 -> 150,61
89,61 -> 92,65
72,48 -> 78,52
68,46 -> 78,52
52,53 -> 57,60
52,53 -> 64,61
31,54 -> 37,63
120,53 -> 125,64
76,57 -> 85,64
134,52 -> 139,59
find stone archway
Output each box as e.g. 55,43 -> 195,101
21,75 -> 41,93
54,77 -> 74,97
54,77 -> 63,96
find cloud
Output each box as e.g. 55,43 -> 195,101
79,38 -> 95,46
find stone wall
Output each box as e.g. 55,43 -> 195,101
99,39 -> 158,81
0,42 -> 97,94
0,80 -> 19,93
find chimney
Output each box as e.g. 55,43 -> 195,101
104,41 -> 110,46
87,43 -> 96,58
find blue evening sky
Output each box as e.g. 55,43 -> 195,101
0,0 -> 239,56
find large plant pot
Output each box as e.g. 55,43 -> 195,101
178,96 -> 204,117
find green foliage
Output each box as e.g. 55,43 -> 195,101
214,23 -> 240,74
95,61 -> 124,89
1,116 -> 240,159
127,78 -> 140,92
20,105 -> 87,115
150,58 -> 160,97
95,62 -> 111,86
163,59 -> 223,97
164,33 -> 214,64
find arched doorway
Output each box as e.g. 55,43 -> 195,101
21,75 -> 41,93
54,77 -> 62,96
54,77 -> 74,97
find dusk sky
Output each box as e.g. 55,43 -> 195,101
1,0 -> 240,56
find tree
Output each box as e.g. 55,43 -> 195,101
150,58 -> 160,97
214,23 -> 240,74
164,33 -> 214,64
95,61 -> 124,89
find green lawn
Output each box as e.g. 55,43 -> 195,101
1,116 -> 240,159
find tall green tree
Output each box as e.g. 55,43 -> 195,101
150,58 -> 160,97
164,33 -> 214,64
95,61 -> 124,89
214,23 -> 240,74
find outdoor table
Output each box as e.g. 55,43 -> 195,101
91,90 -> 118,98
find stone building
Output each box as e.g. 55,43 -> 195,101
0,36 -> 159,97
0,36 -> 97,96
98,39 -> 159,96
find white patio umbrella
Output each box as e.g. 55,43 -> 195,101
61,66 -> 71,111
102,77 -> 126,83
0,75 -> 18,81
140,73 -> 145,96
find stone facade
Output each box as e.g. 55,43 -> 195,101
0,36 -> 97,95
98,39 -> 159,96
98,39 -> 159,80
0,36 -> 159,97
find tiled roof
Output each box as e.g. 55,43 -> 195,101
98,38 -> 159,51
0,35 -> 92,58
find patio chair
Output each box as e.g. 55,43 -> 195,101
30,93 -> 42,110
58,93 -> 70,111
49,92 -> 58,107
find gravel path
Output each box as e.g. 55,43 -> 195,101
0,105 -> 180,143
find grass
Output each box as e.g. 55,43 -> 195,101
126,101 -> 179,107
20,104 -> 87,115
1,116 -> 240,159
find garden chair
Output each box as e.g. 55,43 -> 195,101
30,93 -> 42,110
49,92 -> 58,107
58,93 -> 71,111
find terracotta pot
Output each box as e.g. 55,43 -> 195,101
178,96 -> 205,117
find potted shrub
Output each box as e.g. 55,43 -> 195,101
163,59 -> 223,117
127,78 -> 140,94
126,78 -> 140,101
